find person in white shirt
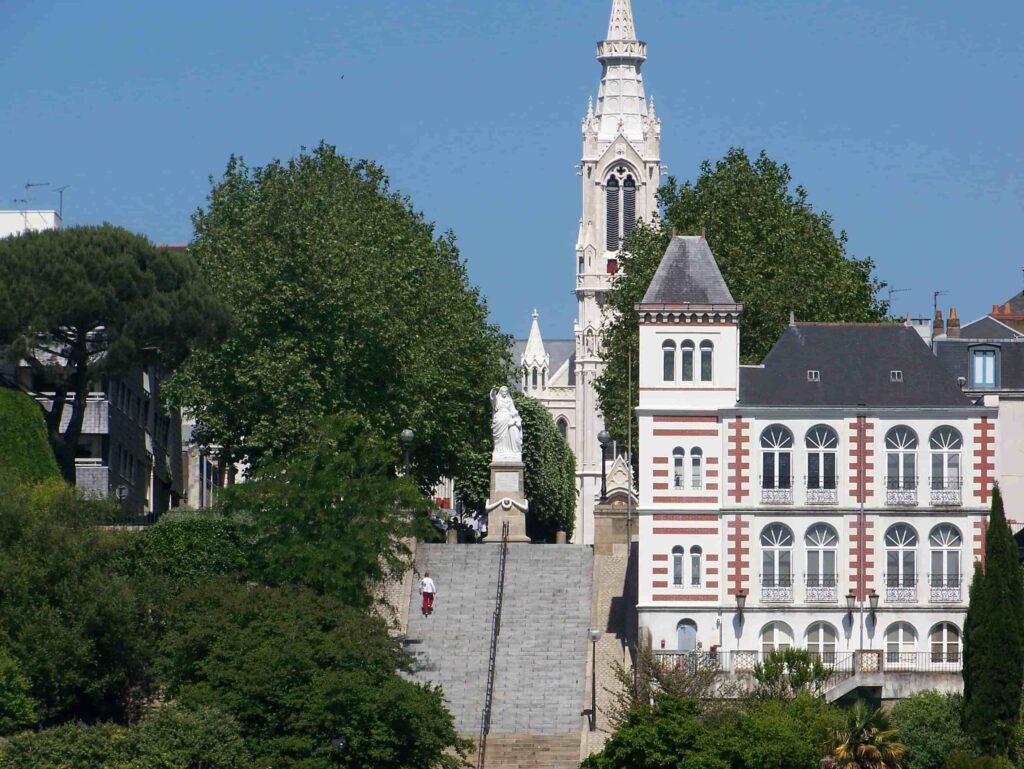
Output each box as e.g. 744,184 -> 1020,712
420,573 -> 437,616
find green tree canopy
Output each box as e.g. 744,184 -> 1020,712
963,486 -> 1024,756
166,144 -> 511,492
890,690 -> 969,769
0,225 -> 227,482
156,577 -> 465,769
517,392 -> 576,540
0,389 -> 59,488
596,148 -> 887,444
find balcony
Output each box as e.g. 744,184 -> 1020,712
884,574 -> 918,603
760,574 -> 794,603
885,477 -> 918,507
929,574 -> 962,603
930,478 -> 962,507
760,476 -> 793,505
805,574 -> 838,603
805,480 -> 838,506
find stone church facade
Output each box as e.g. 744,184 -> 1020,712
516,0 -> 661,544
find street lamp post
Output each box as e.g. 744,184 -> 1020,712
587,627 -> 602,731
598,430 -> 611,503
400,428 -> 414,475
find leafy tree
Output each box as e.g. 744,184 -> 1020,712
166,144 -> 511,493
0,484 -> 155,725
0,647 -> 35,736
596,149 -> 887,445
156,578 -> 466,769
945,753 -> 1014,769
219,417 -> 429,607
822,699 -> 906,769
721,694 -> 845,769
963,486 -> 1024,756
0,721 -> 125,769
516,392 -> 576,540
891,690 -> 970,769
0,390 -> 59,488
123,513 -> 247,590
752,648 -> 831,700
0,225 -> 227,483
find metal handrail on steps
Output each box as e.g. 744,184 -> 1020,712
477,521 -> 509,769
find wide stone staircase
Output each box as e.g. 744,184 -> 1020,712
403,544 -> 594,769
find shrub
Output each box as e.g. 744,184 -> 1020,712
0,648 -> 35,736
947,752 -> 1015,769
124,513 -> 247,590
111,704 -> 250,769
892,690 -> 970,769
0,721 -> 125,769
0,389 -> 59,488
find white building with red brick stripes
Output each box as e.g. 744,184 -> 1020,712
636,235 -> 995,694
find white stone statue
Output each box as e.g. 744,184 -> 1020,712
490,385 -> 523,462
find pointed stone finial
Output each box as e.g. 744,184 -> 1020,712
607,0 -> 637,41
532,308 -> 538,320
648,95 -> 656,118
587,96 -> 594,119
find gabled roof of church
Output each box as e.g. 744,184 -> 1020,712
640,236 -> 737,306
740,324 -> 974,407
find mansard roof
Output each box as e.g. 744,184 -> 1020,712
639,236 -> 737,306
739,324 -> 974,408
935,337 -> 1024,391
959,315 -> 1022,339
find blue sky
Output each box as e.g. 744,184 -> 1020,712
2,1 -> 1022,341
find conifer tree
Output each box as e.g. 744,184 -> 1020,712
962,485 -> 1024,755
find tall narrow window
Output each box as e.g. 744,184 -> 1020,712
760,425 -> 793,490
805,425 -> 838,491
699,341 -> 713,382
677,619 -> 697,651
556,417 -> 568,440
690,448 -> 703,490
885,622 -> 917,665
541,369 -> 546,388
578,255 -> 584,274
680,340 -> 694,381
605,177 -> 620,251
885,426 -> 919,491
885,523 -> 918,591
531,368 -> 538,388
672,448 -> 685,490
690,546 -> 702,586
929,524 -> 961,593
760,523 -> 794,589
929,427 -> 962,495
672,545 -> 684,586
972,349 -> 996,387
662,340 -> 676,382
804,523 -> 838,589
622,176 -> 636,239
930,622 -> 961,663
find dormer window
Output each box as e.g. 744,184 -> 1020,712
972,348 -> 997,388
807,370 -> 820,382
890,370 -> 903,383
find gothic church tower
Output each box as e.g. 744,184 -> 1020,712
574,0 -> 662,543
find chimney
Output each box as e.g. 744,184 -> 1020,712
993,304 -> 1002,315
1005,302 -> 1013,314
933,308 -> 945,337
947,307 -> 960,338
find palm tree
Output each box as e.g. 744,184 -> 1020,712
822,700 -> 906,769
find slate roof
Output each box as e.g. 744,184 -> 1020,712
512,339 -> 576,386
640,236 -> 737,306
1003,291 -> 1024,315
935,338 -> 1024,391
958,315 -> 1022,340
739,324 -> 974,407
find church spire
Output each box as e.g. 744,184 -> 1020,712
607,0 -> 637,41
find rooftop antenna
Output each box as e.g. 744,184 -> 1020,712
12,199 -> 28,234
932,289 -> 948,353
24,181 -> 50,204
54,185 -> 70,220
887,287 -> 910,316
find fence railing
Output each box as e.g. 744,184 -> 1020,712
759,573 -> 794,602
653,648 -> 962,677
477,521 -> 509,769
929,478 -> 963,506
883,651 -> 962,672
884,476 -> 918,506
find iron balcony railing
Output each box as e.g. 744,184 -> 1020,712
759,573 -> 794,602
929,477 -> 963,506
883,573 -> 918,603
884,476 -> 918,506
653,649 -> 962,676
805,573 -> 838,602
804,476 -> 838,505
928,574 -> 962,603
760,476 -> 794,505
883,651 -> 962,672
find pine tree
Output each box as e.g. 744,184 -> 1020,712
962,485 -> 1024,755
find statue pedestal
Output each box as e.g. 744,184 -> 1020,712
484,460 -> 531,544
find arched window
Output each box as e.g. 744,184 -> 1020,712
690,546 -> 702,587
531,368 -> 538,388
884,523 -> 918,597
929,427 -> 962,498
885,426 -> 919,493
930,622 -> 961,663
760,523 -> 793,590
699,340 -> 713,382
578,255 -> 584,274
672,448 -> 685,490
623,175 -> 636,239
806,622 -> 838,663
680,340 -> 695,381
760,621 -> 793,654
760,425 -> 793,490
805,425 -> 838,492
541,369 -> 546,388
690,448 -> 703,490
677,619 -> 697,651
804,523 -> 838,591
556,417 -> 568,440
605,176 -> 620,251
929,524 -> 962,598
885,622 -> 917,664
672,545 -> 684,585
662,340 -> 676,382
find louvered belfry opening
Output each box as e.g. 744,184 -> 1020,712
605,176 -> 620,251
622,175 -> 636,239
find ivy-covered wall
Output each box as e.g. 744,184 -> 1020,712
0,389 -> 60,487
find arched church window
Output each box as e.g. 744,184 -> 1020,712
556,417 -> 568,440
623,176 -> 636,240
662,340 -> 676,382
699,341 -> 714,382
680,341 -> 694,381
606,177 -> 620,251
531,368 -> 538,388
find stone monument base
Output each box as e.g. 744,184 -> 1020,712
484,460 -> 531,544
